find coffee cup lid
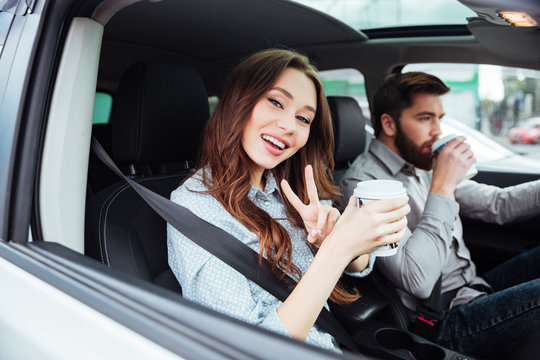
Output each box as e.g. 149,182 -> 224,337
432,134 -> 457,153
354,180 -> 406,199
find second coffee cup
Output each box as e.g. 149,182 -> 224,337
353,179 -> 407,257
432,134 -> 478,180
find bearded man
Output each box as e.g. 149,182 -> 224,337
340,72 -> 540,360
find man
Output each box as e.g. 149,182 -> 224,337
340,72 -> 540,359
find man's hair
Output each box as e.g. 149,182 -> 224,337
372,72 -> 450,137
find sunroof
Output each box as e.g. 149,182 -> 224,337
291,0 -> 476,30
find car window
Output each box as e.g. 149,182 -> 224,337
403,63 -> 540,160
291,0 -> 475,30
208,95 -> 218,115
319,68 -> 370,118
93,91 -> 113,124
93,92 -> 220,124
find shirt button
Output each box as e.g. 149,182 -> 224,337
264,201 -> 270,206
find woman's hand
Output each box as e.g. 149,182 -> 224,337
280,165 -> 340,248
322,195 -> 410,262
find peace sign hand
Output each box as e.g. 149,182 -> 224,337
280,165 -> 340,248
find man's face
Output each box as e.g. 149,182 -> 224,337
394,93 -> 444,170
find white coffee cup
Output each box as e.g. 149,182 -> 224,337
431,134 -> 478,180
353,180 -> 407,257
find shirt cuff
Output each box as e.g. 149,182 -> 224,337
425,193 -> 459,222
345,254 -> 375,278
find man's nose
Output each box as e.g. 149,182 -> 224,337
431,119 -> 442,137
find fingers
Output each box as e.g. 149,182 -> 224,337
280,165 -> 321,212
326,208 -> 340,233
445,136 -> 474,159
280,179 -> 304,212
379,203 -> 410,224
364,196 -> 409,213
446,135 -> 467,149
379,227 -> 407,246
304,165 -> 320,206
307,231 -> 323,247
309,206 -> 339,247
316,204 -> 330,230
379,216 -> 408,237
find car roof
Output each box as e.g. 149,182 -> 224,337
96,0 -> 540,96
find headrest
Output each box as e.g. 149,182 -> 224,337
110,61 -> 209,166
327,96 -> 366,164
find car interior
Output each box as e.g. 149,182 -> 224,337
17,0 -> 540,359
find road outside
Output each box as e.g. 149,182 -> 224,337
493,135 -> 540,160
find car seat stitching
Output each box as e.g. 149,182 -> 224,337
99,174 -> 181,267
99,182 -> 130,266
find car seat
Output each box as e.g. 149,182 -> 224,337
327,95 -> 410,331
85,61 -> 210,294
87,122 -> 115,196
327,96 -> 367,189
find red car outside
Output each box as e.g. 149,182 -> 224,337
508,118 -> 540,144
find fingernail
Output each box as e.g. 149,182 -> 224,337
311,229 -> 322,237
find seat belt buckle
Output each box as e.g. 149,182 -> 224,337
416,315 -> 436,327
412,312 -> 441,341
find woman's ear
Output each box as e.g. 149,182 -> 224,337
380,113 -> 397,137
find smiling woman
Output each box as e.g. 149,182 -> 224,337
167,48 -> 409,352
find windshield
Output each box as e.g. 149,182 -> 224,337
291,0 -> 476,30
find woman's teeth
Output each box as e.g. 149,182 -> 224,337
262,135 -> 286,149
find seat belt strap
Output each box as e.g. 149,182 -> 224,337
413,275 -> 446,340
90,137 -> 359,352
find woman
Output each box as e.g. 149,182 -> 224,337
167,48 -> 409,352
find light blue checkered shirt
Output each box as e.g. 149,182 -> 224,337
167,169 -> 374,352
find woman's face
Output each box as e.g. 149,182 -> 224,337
242,67 -> 317,184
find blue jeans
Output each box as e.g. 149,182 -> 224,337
436,246 -> 540,360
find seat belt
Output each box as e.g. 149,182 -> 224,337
90,137 -> 359,352
413,275 -> 458,341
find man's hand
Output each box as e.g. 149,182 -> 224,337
430,136 -> 475,198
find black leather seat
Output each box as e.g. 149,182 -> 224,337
88,123 -> 115,197
327,95 -> 410,331
85,61 -> 209,293
327,96 -> 367,188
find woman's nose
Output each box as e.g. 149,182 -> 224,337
276,113 -> 297,132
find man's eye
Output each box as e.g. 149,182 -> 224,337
419,116 -> 430,121
269,98 -> 282,108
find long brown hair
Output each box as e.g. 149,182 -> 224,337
197,48 -> 358,304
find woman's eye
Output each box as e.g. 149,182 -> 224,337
297,116 -> 311,125
269,98 -> 282,108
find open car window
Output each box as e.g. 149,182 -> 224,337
404,63 -> 540,173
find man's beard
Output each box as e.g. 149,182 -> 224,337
394,123 -> 436,171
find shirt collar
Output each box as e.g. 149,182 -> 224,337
248,171 -> 280,200
369,139 -> 418,178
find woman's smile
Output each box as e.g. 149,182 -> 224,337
261,133 -> 289,155
241,67 -> 317,185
